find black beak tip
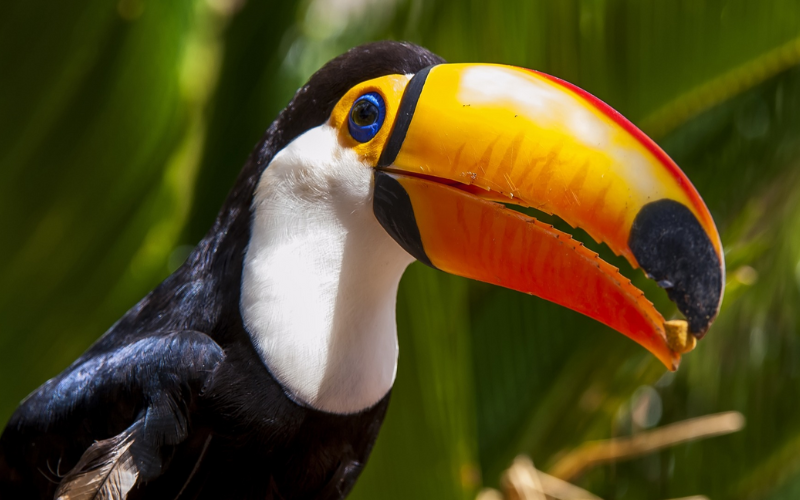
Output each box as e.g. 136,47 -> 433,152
629,199 -> 723,338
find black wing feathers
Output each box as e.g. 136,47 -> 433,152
1,331 -> 224,499
55,420 -> 141,499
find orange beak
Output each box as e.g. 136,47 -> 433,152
373,64 -> 724,370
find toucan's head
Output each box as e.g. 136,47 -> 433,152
236,41 -> 723,412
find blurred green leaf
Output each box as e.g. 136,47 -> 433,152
0,0 -> 231,421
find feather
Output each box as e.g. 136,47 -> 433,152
54,427 -> 140,500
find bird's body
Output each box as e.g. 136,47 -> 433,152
0,151 -> 393,495
1,327 -> 388,499
0,43 -> 442,499
0,41 -> 724,499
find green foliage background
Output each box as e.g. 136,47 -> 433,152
2,1 -> 800,498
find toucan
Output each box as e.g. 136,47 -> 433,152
0,41 -> 724,499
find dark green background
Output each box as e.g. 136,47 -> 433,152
2,1 -> 800,498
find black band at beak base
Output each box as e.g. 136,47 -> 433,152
377,65 -> 437,168
373,171 -> 435,268
629,199 -> 723,337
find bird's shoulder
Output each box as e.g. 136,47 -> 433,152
0,329 -> 225,499
14,330 -> 224,428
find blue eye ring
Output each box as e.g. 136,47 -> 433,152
348,92 -> 386,143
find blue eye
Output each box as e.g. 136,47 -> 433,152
348,92 -> 385,143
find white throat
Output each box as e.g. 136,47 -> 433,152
240,125 -> 414,414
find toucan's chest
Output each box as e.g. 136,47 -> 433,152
240,124 -> 413,414
187,335 -> 390,499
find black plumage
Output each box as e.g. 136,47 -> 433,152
0,41 -> 446,499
